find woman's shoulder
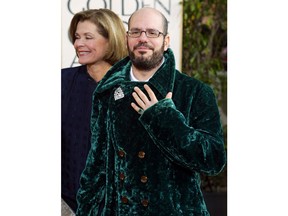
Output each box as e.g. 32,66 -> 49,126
61,65 -> 86,75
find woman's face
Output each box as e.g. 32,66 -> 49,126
74,20 -> 109,65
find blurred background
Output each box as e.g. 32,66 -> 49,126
62,0 -> 227,215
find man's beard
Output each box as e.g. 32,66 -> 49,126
128,42 -> 165,71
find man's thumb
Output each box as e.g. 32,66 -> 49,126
165,92 -> 173,99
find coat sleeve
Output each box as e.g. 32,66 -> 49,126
76,101 -> 107,216
139,84 -> 226,175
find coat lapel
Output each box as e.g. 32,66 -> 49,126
94,48 -> 177,98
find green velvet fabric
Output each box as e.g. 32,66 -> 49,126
76,48 -> 226,216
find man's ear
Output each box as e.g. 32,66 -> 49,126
164,34 -> 170,51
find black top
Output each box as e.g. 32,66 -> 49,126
61,65 -> 98,212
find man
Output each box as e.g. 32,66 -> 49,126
76,7 -> 226,216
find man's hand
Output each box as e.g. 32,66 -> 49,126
131,84 -> 172,114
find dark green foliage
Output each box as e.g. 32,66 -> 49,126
182,0 -> 227,192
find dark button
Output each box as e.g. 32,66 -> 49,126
140,175 -> 148,183
121,196 -> 128,204
119,173 -> 125,181
141,199 -> 149,207
118,150 -> 125,158
138,151 -> 145,159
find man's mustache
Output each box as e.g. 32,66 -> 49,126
134,43 -> 153,50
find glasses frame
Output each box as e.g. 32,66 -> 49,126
127,29 -> 165,38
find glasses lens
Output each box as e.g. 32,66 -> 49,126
128,29 -> 162,38
146,29 -> 159,38
129,30 -> 140,37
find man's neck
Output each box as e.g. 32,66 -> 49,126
130,67 -> 156,82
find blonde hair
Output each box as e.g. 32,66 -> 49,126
69,9 -> 127,65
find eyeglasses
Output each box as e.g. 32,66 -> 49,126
127,29 -> 165,38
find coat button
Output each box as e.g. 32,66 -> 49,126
119,173 -> 125,181
118,150 -> 125,158
121,196 -> 129,204
140,175 -> 148,183
141,199 -> 149,207
138,151 -> 145,159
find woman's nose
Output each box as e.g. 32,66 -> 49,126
74,38 -> 84,48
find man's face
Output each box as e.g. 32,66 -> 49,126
126,9 -> 170,71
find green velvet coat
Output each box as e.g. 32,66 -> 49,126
76,48 -> 226,216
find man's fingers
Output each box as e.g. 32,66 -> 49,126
131,102 -> 144,115
133,86 -> 148,102
132,85 -> 172,114
144,84 -> 157,102
132,92 -> 145,108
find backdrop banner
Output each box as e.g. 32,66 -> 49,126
61,0 -> 183,70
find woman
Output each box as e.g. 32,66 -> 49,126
61,9 -> 127,213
